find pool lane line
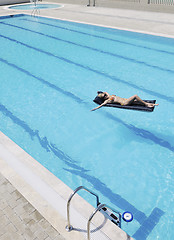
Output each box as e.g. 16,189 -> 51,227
0,56 -> 83,104
0,102 -> 164,235
104,112 -> 174,153
20,17 -> 174,56
0,103 -> 85,172
1,21 -> 174,76
1,52 -> 174,154
1,53 -> 174,154
0,33 -> 174,104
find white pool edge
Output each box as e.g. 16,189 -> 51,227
2,2 -> 174,39
0,132 -> 133,240
38,10 -> 174,39
3,2 -> 64,11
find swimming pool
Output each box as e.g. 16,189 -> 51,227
0,14 -> 174,240
9,3 -> 62,10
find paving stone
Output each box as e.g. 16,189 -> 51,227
9,213 -> 25,231
30,210 -> 44,222
6,183 -> 15,194
3,206 -> 15,217
22,227 -> 35,239
13,204 -> 27,215
11,190 -> 23,201
7,198 -> 18,209
19,211 -> 33,224
27,219 -> 42,233
44,237 -> 52,240
10,232 -> 24,240
1,192 -> 12,202
0,199 -> 8,210
39,218 -> 51,230
4,223 -> 17,234
0,209 -> 4,217
0,232 -> 12,240
0,214 -> 10,227
16,195 -> 28,205
23,202 -> 35,215
0,231 -> 23,240
9,212 -> 21,223
33,229 -> 49,240
44,225 -> 59,239
0,185 -> 7,195
0,224 -> 7,237
0,173 -> 65,240
53,234 -> 66,240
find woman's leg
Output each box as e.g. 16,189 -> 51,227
123,95 -> 157,107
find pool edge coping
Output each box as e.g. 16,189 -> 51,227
2,2 -> 174,39
3,2 -> 64,11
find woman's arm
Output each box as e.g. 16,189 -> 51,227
91,100 -> 109,111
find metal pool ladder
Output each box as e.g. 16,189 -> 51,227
30,0 -> 40,16
66,186 -> 122,240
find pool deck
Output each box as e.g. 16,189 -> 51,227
0,1 -> 174,240
0,172 -> 65,240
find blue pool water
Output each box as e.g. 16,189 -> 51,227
0,14 -> 174,239
9,3 -> 61,10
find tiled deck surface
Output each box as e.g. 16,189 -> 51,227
0,172 -> 65,240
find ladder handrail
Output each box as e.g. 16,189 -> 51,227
87,203 -> 122,240
66,186 -> 100,231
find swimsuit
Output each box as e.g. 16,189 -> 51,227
121,99 -> 126,105
109,95 -> 126,105
109,95 -> 116,101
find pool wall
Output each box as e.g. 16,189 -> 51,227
0,0 -> 29,6
0,131 -> 133,240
